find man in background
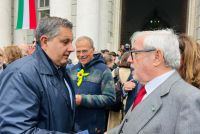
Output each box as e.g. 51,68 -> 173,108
68,36 -> 115,134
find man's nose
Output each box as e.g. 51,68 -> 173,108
68,42 -> 74,52
127,55 -> 133,63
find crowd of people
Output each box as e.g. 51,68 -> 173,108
0,16 -> 200,134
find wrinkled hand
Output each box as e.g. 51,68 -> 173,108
75,94 -> 82,106
123,80 -> 136,92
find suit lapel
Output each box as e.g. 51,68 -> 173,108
125,71 -> 181,133
129,90 -> 162,133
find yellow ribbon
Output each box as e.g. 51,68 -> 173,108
77,69 -> 89,87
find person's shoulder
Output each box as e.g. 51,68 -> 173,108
0,55 -> 43,98
171,78 -> 200,98
170,79 -> 200,112
4,55 -> 38,76
93,62 -> 107,71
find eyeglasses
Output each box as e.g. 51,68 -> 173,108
76,48 -> 92,54
129,48 -> 156,60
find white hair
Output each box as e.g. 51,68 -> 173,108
131,29 -> 181,69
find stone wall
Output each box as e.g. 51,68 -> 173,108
196,0 -> 200,42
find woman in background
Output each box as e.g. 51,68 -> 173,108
178,34 -> 200,88
4,45 -> 23,65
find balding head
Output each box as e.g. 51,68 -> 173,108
75,36 -> 94,49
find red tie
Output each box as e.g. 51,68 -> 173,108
132,86 -> 146,110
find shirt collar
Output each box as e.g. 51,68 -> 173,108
145,69 -> 175,97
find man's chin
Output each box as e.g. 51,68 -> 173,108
80,60 -> 87,65
57,60 -> 68,67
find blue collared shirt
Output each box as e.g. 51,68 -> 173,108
143,69 -> 175,100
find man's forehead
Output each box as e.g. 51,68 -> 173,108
58,27 -> 73,38
76,39 -> 92,47
132,36 -> 145,49
62,36 -> 73,40
76,38 -> 90,44
132,32 -> 151,46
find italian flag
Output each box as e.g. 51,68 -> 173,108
16,0 -> 37,29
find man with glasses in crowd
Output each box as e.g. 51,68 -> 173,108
68,36 -> 115,134
108,29 -> 200,134
0,17 -> 75,133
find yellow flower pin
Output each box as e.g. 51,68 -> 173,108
77,69 -> 89,87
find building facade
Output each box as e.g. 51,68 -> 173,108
0,0 -> 200,52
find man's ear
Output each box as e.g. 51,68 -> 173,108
40,35 -> 48,50
153,49 -> 163,66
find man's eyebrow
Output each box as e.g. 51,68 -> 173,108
63,36 -> 73,38
60,38 -> 73,43
63,38 -> 72,41
60,36 -> 73,40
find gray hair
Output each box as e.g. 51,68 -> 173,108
131,29 -> 181,69
35,16 -> 73,44
75,36 -> 94,49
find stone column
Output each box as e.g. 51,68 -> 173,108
112,0 -> 122,51
98,0 -> 109,51
187,0 -> 197,38
0,0 -> 12,47
50,0 -> 72,21
76,0 -> 100,50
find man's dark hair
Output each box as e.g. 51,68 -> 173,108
109,51 -> 117,57
35,16 -> 73,44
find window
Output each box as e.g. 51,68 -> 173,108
39,0 -> 49,7
37,0 -> 50,20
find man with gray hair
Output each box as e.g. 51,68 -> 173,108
0,17 -> 75,133
108,29 -> 200,134
68,36 -> 115,134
